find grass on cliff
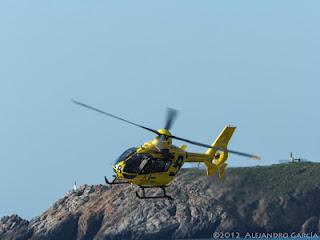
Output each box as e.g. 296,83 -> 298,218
183,162 -> 320,196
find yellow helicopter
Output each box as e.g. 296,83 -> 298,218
73,100 -> 260,200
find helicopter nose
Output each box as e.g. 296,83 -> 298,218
116,165 -> 123,173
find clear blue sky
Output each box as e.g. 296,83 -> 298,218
1,1 -> 319,219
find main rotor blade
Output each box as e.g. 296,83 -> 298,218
72,100 -> 159,135
164,108 -> 178,131
170,135 -> 261,160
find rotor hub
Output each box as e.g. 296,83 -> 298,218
157,129 -> 172,136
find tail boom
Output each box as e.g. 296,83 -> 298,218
186,126 -> 236,178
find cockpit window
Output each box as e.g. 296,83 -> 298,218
121,153 -> 173,174
114,147 -> 136,165
122,154 -> 141,173
123,153 -> 151,174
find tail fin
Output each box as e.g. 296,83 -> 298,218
204,126 -> 236,178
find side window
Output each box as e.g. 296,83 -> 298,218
123,154 -> 142,173
151,160 -> 166,173
140,159 -> 172,174
173,156 -> 184,169
163,160 -> 172,171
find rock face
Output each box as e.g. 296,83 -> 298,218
1,163 -> 320,240
0,215 -> 31,240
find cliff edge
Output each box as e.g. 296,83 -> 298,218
1,162 -> 320,239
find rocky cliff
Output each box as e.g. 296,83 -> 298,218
1,162 -> 320,240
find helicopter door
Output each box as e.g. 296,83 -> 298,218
141,159 -> 171,173
151,160 -> 167,173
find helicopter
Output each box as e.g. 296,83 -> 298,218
73,100 -> 260,200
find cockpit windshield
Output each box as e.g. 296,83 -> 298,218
122,153 -> 172,174
122,153 -> 149,173
114,147 -> 137,165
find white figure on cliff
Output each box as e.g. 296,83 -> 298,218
73,182 -> 77,191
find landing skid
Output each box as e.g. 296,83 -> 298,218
104,176 -> 130,185
135,186 -> 174,200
